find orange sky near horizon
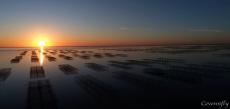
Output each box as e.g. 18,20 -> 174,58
0,25 -> 229,47
0,34 -> 229,47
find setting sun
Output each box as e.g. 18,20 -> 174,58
38,40 -> 46,47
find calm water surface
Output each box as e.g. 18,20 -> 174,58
0,45 -> 230,108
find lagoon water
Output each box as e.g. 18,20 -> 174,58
0,45 -> 230,108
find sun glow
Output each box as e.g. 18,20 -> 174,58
32,33 -> 52,47
38,40 -> 46,47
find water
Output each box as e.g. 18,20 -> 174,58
0,45 -> 230,108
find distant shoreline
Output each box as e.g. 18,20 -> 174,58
0,43 -> 229,48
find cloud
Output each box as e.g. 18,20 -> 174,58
120,27 -> 129,31
190,28 -> 223,32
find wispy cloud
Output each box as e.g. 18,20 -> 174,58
190,28 -> 223,32
119,27 -> 129,31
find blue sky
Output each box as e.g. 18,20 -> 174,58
0,0 -> 229,46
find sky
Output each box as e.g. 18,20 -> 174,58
0,0 -> 229,47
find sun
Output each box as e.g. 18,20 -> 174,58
38,40 -> 46,47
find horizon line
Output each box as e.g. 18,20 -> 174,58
0,43 -> 229,48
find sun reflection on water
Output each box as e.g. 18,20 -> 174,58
40,46 -> 44,66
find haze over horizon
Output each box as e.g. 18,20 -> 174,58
0,0 -> 229,47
